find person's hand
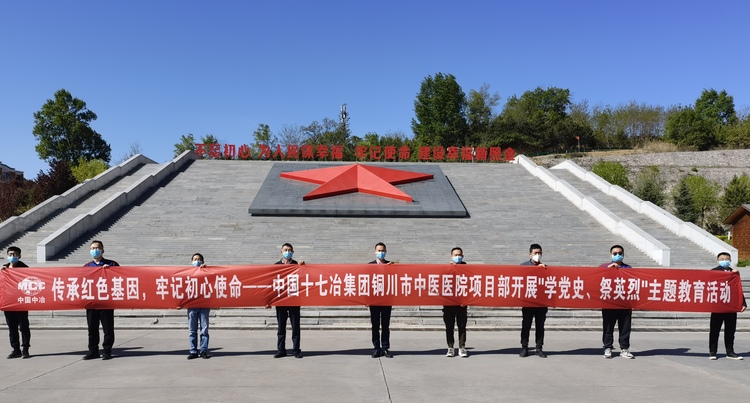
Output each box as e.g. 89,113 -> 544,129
741,306 -> 747,313
386,261 -> 395,265
200,264 -> 207,268
265,305 -> 271,309
607,262 -> 620,268
299,260 -> 305,265
102,264 -> 110,269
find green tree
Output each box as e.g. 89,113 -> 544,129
411,73 -> 468,146
495,87 -> 579,151
694,88 -> 737,126
253,123 -> 278,149
719,174 -> 750,219
664,106 -> 715,150
724,115 -> 750,148
632,166 -> 665,206
174,133 -> 196,157
466,83 -> 499,145
682,175 -> 720,228
71,158 -> 109,183
591,160 -> 630,190
673,179 -> 699,223
33,89 -> 112,165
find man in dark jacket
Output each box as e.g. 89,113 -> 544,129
3,246 -> 31,359
708,252 -> 747,360
274,243 -> 305,359
600,244 -> 634,359
519,243 -> 548,358
368,242 -> 394,358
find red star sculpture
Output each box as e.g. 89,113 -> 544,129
280,164 -> 434,202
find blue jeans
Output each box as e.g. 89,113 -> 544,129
188,308 -> 210,353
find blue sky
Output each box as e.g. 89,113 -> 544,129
2,0 -> 749,177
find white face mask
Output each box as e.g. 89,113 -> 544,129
531,254 -> 541,263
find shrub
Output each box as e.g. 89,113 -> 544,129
592,160 -> 630,190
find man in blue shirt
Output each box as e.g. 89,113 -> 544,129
82,240 -> 119,360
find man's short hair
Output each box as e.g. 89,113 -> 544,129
610,244 -> 624,253
529,243 -> 542,253
192,253 -> 205,261
7,246 -> 21,255
375,242 -> 386,250
451,247 -> 463,255
282,243 -> 293,250
91,240 -> 104,249
717,252 -> 731,259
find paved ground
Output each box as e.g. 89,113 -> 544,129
1,329 -> 748,402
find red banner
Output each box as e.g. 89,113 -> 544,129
0,264 -> 744,313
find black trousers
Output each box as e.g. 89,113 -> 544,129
521,307 -> 547,348
602,309 -> 631,349
369,306 -> 392,350
442,306 -> 467,348
709,312 -> 737,354
276,306 -> 301,353
4,311 -> 30,350
86,309 -> 115,353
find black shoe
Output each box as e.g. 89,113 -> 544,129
536,348 -> 547,358
200,351 -> 210,359
102,352 -> 113,360
382,349 -> 393,358
294,351 -> 303,359
22,349 -> 30,359
371,349 -> 382,358
726,352 -> 744,360
274,351 -> 287,358
519,347 -> 529,358
7,350 -> 22,359
187,353 -> 200,360
83,352 -> 100,360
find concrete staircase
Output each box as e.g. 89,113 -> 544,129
0,163 -> 162,259
3,160 -> 748,332
550,170 -> 717,268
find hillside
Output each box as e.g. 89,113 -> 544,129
533,149 -> 750,196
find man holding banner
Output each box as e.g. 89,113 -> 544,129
708,252 -> 747,360
369,242 -> 394,358
519,243 -> 548,358
600,245 -> 634,359
274,243 -> 304,359
443,247 -> 468,358
82,240 -> 119,360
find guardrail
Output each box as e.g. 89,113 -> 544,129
546,158 -> 738,266
36,151 -> 196,263
517,155 -> 671,266
0,155 -> 156,245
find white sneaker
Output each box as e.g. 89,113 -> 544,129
604,348 -> 612,359
459,348 -> 468,358
708,354 -> 718,360
620,349 -> 634,359
446,348 -> 455,357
